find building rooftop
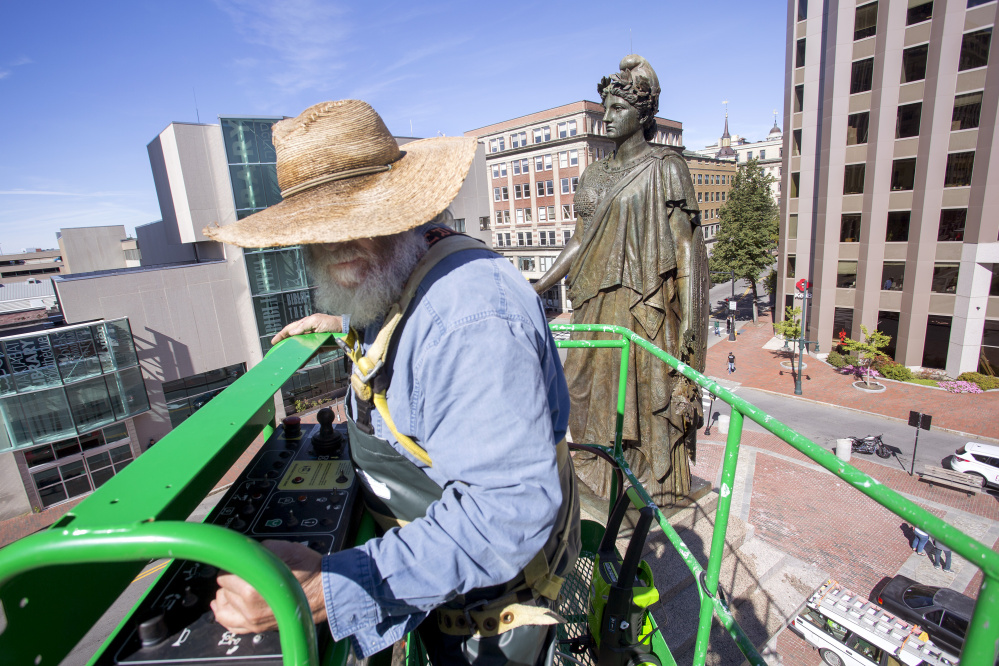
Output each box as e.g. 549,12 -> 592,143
0,280 -> 55,301
52,259 -> 210,282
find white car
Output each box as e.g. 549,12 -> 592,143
949,442 -> 999,487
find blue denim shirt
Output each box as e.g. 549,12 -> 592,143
321,247 -> 570,657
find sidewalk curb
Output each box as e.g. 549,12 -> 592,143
742,387 -> 999,444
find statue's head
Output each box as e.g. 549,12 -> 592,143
598,55 -> 661,141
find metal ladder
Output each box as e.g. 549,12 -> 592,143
811,580 -> 957,666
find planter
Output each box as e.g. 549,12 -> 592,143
780,360 -> 806,370
852,381 -> 886,393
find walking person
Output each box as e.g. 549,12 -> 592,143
931,536 -> 952,572
911,525 -> 929,555
727,352 -> 736,374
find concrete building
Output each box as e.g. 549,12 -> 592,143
467,101 -> 683,312
779,0 -> 999,376
682,153 -> 739,247
0,249 -> 64,285
57,226 -> 140,273
696,115 -> 785,203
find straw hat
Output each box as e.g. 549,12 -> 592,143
203,100 -> 478,247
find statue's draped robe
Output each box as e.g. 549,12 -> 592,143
566,147 -> 708,506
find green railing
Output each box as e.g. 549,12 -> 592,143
553,323 -> 999,665
0,324 -> 995,666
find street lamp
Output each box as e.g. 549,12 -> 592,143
794,335 -> 819,396
710,270 -> 737,341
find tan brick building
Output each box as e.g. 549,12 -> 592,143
683,153 -> 738,248
465,101 -> 683,313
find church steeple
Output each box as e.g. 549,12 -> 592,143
715,102 -> 737,160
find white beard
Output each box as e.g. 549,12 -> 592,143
306,230 -> 429,329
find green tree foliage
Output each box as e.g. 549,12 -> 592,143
709,159 -> 779,322
841,325 -> 892,387
773,305 -> 801,363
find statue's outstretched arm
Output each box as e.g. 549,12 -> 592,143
533,232 -> 580,295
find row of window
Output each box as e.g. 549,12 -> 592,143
491,151 -> 580,179
488,121 -> 578,153
495,204 -> 579,227
698,191 -> 725,203
696,173 -> 730,185
842,151 -> 974,195
496,230 -> 574,248
785,255 -> 995,297
494,177 -> 580,202
741,149 -> 778,161
788,208 -> 974,244
702,209 -> 720,220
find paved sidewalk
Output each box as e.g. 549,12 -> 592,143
705,314 -> 999,440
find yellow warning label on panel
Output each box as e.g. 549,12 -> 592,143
278,461 -> 353,491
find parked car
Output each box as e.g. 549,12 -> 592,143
876,575 -> 974,657
948,441 -> 999,487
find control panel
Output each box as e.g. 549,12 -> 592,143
98,408 -> 358,666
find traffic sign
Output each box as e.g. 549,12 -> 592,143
796,278 -> 812,292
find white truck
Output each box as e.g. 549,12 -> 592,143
791,579 -> 959,666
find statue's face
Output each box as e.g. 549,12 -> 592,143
602,94 -> 641,141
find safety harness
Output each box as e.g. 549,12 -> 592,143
335,230 -> 579,637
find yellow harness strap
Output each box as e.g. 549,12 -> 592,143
338,235 -> 491,467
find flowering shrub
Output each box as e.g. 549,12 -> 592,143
840,365 -> 881,381
938,380 -> 983,394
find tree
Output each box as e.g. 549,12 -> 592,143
842,325 -> 892,387
773,305 -> 802,364
709,159 -> 779,323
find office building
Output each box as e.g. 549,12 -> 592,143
779,0 -> 998,376
695,114 -> 785,204
683,153 -> 738,247
467,101 -> 683,312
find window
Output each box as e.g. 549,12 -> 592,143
798,0 -> 807,21
747,151 -> 753,161
511,131 -> 527,148
534,156 -> 543,172
855,2 -> 878,40
452,218 -> 465,233
491,165 -> 500,179
569,149 -> 578,166
886,211 -> 911,241
851,58 -> 874,93
561,178 -> 570,194
546,180 -> 554,195
791,172 -> 800,198
759,150 -> 766,160
834,308 -> 854,341
544,155 -> 552,170
932,263 -> 960,293
517,256 -> 536,272
480,216 -> 491,231
891,158 -> 917,190
520,159 -> 530,173
532,126 -> 551,143
938,209 -> 967,241
982,318 -> 999,373
969,0 -> 995,6
788,214 -> 798,239
536,181 -> 545,197
559,152 -> 568,168
847,112 -> 870,145
512,160 -> 521,175
562,204 -> 574,219
697,192 -> 702,203
952,92 -> 983,130
495,211 -> 503,227
786,255 -> 796,278
697,174 -> 702,184
721,191 -> 725,201
907,0 -> 932,25
845,634 -> 883,664
556,120 -> 577,138
959,28 -> 992,70
878,311 -> 901,358
489,139 -> 500,153
502,187 -> 508,200
513,184 -> 524,199
923,315 -> 952,369
844,164 -> 866,194
539,256 -> 555,273
515,209 -> 524,224
571,177 -> 579,192
517,232 -> 533,247
838,262 -> 858,288
896,103 -> 922,138
944,151 -> 975,187
493,187 -> 501,202
901,45 -> 928,83
524,208 -> 532,222
796,38 -> 806,67
537,206 -> 547,223
794,84 -> 805,113
841,214 -> 862,242
792,129 -> 802,155
882,262 -> 905,290
540,231 -> 555,246
564,230 -> 572,245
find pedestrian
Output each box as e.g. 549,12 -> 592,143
728,352 -> 736,374
931,536 -> 952,572
911,525 -> 929,555
714,321 -> 721,337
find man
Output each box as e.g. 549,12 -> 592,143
727,352 -> 736,374
203,100 -> 579,665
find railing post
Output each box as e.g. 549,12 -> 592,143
961,572 -> 999,664
692,408 -> 744,665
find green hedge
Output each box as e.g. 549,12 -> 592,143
881,363 -> 913,381
956,372 -> 999,391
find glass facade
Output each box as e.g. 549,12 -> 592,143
219,116 -> 349,413
163,363 -> 246,428
0,319 -> 148,452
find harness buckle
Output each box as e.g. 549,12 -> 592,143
353,358 -> 385,384
462,599 -> 488,633
335,334 -> 360,357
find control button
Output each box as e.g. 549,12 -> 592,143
282,416 -> 302,438
266,470 -> 279,479
286,510 -> 300,528
241,504 -> 256,515
312,408 -> 343,457
321,517 -> 335,527
272,461 -> 285,469
251,492 -> 264,500
199,566 -> 218,579
297,494 -> 308,503
231,517 -> 247,530
336,471 -> 349,484
279,450 -> 292,459
138,613 -> 170,647
301,518 -> 319,528
265,518 -> 283,528
182,585 -> 198,608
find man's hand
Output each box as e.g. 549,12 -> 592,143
211,540 -> 327,634
270,314 -> 343,347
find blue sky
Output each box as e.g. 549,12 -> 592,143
0,0 -> 787,253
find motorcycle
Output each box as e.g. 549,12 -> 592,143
850,434 -> 891,459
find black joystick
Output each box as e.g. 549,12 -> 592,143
312,408 -> 343,457
138,612 -> 170,647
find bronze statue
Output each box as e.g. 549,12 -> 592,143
534,55 -> 709,506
